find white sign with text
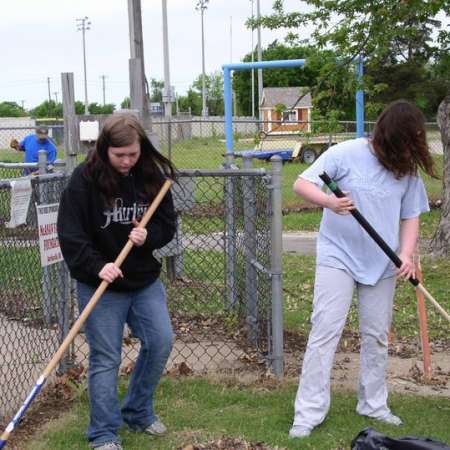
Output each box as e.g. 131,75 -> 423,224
36,202 -> 63,267
6,179 -> 32,228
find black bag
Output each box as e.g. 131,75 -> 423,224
351,427 -> 450,450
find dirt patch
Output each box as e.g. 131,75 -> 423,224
178,437 -> 285,450
283,346 -> 450,398
0,373 -> 78,450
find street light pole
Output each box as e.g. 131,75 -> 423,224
76,16 -> 91,115
250,0 -> 255,118
196,0 -> 209,117
162,0 -> 172,117
256,0 -> 263,121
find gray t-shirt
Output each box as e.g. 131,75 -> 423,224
300,138 -> 429,285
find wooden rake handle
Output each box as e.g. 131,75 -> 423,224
43,178 -> 173,378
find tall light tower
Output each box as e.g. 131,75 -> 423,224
196,0 -> 209,117
76,16 -> 91,114
256,0 -> 263,121
250,0 -> 255,118
162,0 -> 172,117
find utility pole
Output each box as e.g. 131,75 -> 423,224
256,0 -> 263,121
54,92 -> 58,118
162,0 -> 172,117
250,0 -> 255,118
47,77 -> 52,117
196,0 -> 209,117
100,75 -> 107,105
76,16 -> 91,114
21,100 -> 25,110
128,0 -> 151,128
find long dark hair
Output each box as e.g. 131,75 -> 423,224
371,100 -> 436,179
84,113 -> 176,202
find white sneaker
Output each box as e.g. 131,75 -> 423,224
91,442 -> 123,450
376,412 -> 403,426
142,417 -> 168,435
289,425 -> 312,438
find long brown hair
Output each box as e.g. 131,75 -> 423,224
84,113 -> 176,202
371,100 -> 436,179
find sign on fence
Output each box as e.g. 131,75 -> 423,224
36,202 -> 63,266
6,179 -> 32,228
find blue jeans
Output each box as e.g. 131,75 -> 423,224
77,279 -> 173,446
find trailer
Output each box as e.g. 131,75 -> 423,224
234,135 -> 349,164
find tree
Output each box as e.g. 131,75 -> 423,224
430,97 -> 450,255
0,101 -> 27,117
121,97 -> 131,109
251,1 -> 450,64
88,103 -> 115,114
248,1 -> 450,120
365,61 -> 449,120
177,72 -> 224,116
192,71 -> 224,116
29,100 -> 62,118
177,88 -> 202,115
150,79 -> 164,103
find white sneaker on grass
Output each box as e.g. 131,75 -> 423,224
143,417 -> 167,435
289,425 -> 312,438
376,412 -> 403,426
91,442 -> 123,450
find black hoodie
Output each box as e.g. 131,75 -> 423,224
57,162 -> 176,291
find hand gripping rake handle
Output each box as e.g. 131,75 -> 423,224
0,179 -> 173,449
319,171 -> 450,324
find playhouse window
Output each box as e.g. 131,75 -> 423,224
282,110 -> 297,122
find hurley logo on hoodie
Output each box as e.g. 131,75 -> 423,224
101,198 -> 148,228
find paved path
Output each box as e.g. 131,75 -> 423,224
283,231 -> 317,255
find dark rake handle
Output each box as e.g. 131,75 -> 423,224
318,171 -> 419,287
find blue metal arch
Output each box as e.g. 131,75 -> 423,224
222,57 -> 365,156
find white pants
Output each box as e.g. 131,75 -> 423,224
292,265 -> 396,429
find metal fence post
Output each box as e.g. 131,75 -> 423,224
56,261 -> 72,374
242,156 -> 258,343
38,149 -> 47,175
224,158 -> 237,309
168,117 -> 172,161
37,151 -> 54,327
270,155 -> 284,376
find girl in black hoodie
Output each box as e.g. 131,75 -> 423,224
57,114 -> 176,450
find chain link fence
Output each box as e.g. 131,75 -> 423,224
152,119 -> 444,168
0,162 -> 281,420
1,119 -> 443,171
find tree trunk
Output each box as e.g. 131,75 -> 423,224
429,95 -> 450,256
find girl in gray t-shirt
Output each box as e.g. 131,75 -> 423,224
289,100 -> 436,439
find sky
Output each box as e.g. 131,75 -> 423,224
1,0 -> 306,110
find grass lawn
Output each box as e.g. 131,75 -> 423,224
1,138 -> 444,209
282,254 -> 450,340
24,377 -> 450,450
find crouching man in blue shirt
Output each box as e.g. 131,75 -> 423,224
11,126 -> 57,174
